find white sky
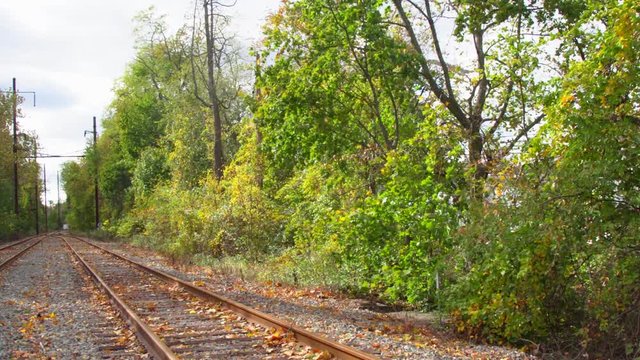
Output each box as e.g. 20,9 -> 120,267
0,0 -> 280,203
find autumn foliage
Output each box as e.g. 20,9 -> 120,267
60,1 -> 639,357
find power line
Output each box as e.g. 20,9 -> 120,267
24,155 -> 86,158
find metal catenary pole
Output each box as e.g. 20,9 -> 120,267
57,171 -> 61,229
84,117 -> 99,229
34,145 -> 39,235
8,78 -> 36,215
93,116 -> 99,229
5,78 -> 36,220
43,164 -> 48,233
12,78 -> 18,215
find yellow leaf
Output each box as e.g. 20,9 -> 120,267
560,93 -> 575,107
314,351 -> 332,360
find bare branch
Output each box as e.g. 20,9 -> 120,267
471,30 -> 488,118
484,79 -> 515,139
135,55 -> 167,101
388,86 -> 401,148
405,0 -> 456,100
326,2 -> 393,149
190,1 -> 211,108
392,0 -> 469,129
502,113 -> 545,156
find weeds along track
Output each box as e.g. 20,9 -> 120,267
63,235 -> 378,360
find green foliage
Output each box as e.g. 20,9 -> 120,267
258,0 -> 420,176
132,147 -> 169,196
0,91 -> 41,238
118,121 -> 283,261
60,2 -> 640,357
344,116 -> 466,304
166,106 -> 210,189
272,160 -> 368,288
447,1 -> 640,355
111,62 -> 166,160
61,161 -> 95,231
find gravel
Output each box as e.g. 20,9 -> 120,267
0,236 -> 147,359
95,238 -> 536,360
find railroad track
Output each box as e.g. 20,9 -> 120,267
0,234 -> 148,359
0,234 -> 42,271
63,235 -> 378,360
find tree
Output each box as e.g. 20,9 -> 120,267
390,0 -> 578,198
258,0 -> 421,182
191,0 -> 240,179
60,161 -> 94,231
0,91 -> 41,238
447,0 -> 640,352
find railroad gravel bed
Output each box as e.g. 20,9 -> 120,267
0,237 -> 35,265
68,237 -> 316,359
0,236 -> 146,359
96,238 -> 535,360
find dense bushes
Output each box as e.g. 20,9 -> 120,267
111,123 -> 285,261
62,0 -> 639,357
446,3 -> 640,355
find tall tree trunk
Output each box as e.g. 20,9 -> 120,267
469,120 -> 486,200
254,53 -> 264,188
203,0 -> 224,180
211,100 -> 224,179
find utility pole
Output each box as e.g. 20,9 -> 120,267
85,116 -> 99,229
43,164 -> 48,233
93,116 -> 99,230
12,78 -> 18,215
93,116 -> 99,229
34,144 -> 39,235
5,78 -> 37,216
57,171 -> 61,229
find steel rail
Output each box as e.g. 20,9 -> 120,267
0,237 -> 42,271
71,235 -> 379,360
0,234 -> 39,251
62,237 -> 178,360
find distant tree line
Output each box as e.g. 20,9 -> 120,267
0,92 -> 59,238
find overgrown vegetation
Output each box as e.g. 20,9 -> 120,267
61,0 -> 639,357
0,92 -> 49,239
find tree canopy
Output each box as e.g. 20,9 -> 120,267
0,91 -> 44,238
61,1 -> 640,357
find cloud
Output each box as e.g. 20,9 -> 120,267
0,0 -> 281,201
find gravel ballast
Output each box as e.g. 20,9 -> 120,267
96,238 -> 535,360
0,236 -> 146,359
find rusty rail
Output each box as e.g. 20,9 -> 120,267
62,238 -> 178,360
0,234 -> 38,252
0,237 -> 42,271
71,235 -> 379,360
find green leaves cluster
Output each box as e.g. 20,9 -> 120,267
447,1 -> 640,355
0,92 -> 43,238
59,1 -> 640,357
258,0 -> 419,175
